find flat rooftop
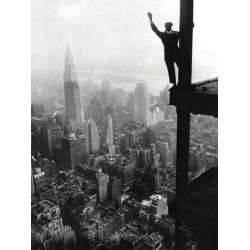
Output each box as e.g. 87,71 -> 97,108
141,200 -> 151,206
143,232 -> 163,247
122,229 -> 142,243
32,200 -> 56,215
149,194 -> 162,201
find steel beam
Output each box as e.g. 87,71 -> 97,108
175,0 -> 194,201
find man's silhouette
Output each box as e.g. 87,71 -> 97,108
148,12 -> 179,85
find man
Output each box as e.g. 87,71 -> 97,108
148,12 -> 179,85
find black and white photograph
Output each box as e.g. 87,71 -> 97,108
2,0 -> 250,249
30,0 -> 218,249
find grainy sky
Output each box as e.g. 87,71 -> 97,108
32,0 -> 218,80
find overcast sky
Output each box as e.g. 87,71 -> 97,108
32,0 -> 218,80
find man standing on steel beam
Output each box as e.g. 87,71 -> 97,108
148,12 -> 180,86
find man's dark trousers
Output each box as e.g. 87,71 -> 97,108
165,52 -> 180,85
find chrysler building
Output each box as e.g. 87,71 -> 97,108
64,42 -> 82,124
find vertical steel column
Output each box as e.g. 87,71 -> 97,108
176,111 -> 190,200
178,0 -> 194,88
175,0 -> 194,201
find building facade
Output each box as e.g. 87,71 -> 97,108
143,127 -> 157,149
139,194 -> 168,224
54,133 -> 85,170
42,123 -> 61,158
64,43 -> 82,124
106,114 -> 113,145
85,119 -> 100,153
31,200 -> 76,250
133,83 -> 151,126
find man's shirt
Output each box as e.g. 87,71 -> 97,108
150,21 -> 179,57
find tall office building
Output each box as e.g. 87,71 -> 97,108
143,127 -> 157,149
85,119 -> 100,153
128,131 -> 136,148
120,134 -> 129,154
31,117 -> 49,154
97,171 -> 110,203
108,177 -> 122,200
133,83 -> 150,126
41,123 -> 61,158
100,80 -> 111,106
127,91 -> 134,113
53,133 -> 85,170
101,156 -> 135,189
106,114 -> 113,145
136,148 -> 151,168
150,143 -> 159,168
64,42 -> 82,124
159,142 -> 173,166
87,93 -> 104,125
118,161 -> 136,189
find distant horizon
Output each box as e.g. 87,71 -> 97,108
31,66 -> 217,96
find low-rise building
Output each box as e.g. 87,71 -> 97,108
77,165 -> 109,202
121,230 -> 144,250
139,232 -> 164,250
139,194 -> 168,224
31,200 -> 76,250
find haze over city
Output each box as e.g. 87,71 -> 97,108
32,0 -> 218,94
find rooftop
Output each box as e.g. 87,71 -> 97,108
141,200 -> 151,206
32,200 -> 57,215
31,116 -> 48,122
143,232 -> 163,247
70,190 -> 83,198
149,194 -> 162,201
122,229 -> 143,243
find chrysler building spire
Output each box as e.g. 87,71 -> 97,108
64,41 -> 77,82
63,40 -> 82,124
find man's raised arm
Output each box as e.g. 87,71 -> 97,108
147,12 -> 162,38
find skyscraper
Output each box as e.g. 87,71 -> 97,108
41,123 -> 61,158
159,142 -> 173,166
143,127 -> 157,149
127,91 -> 134,113
120,134 -> 129,154
85,119 -> 100,153
53,133 -> 85,170
150,143 -> 159,168
31,117 -> 49,154
133,83 -> 150,126
64,43 -> 82,124
128,131 -> 136,148
106,114 -> 113,145
100,80 -> 111,106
